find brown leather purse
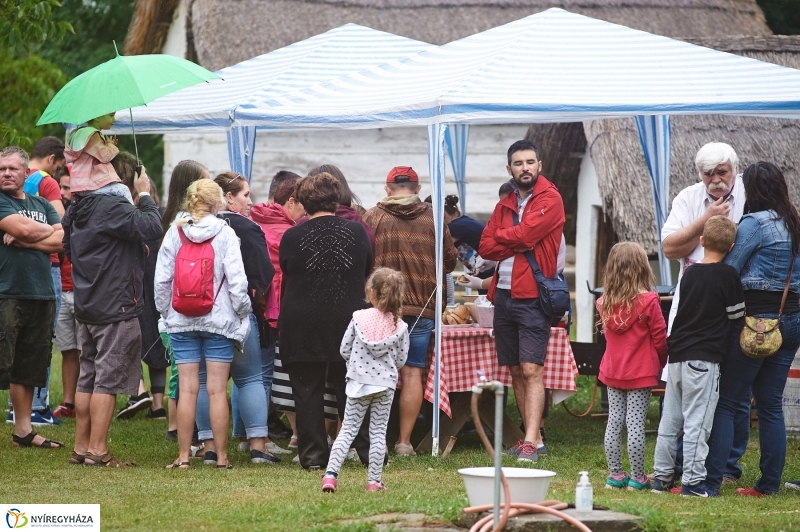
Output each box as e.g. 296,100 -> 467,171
739,256 -> 795,359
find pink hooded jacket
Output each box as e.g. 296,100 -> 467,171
64,128 -> 121,193
250,202 -> 295,320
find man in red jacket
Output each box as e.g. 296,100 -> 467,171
479,140 -> 565,463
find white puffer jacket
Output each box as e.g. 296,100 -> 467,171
155,214 -> 251,342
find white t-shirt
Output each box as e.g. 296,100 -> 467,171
496,192 -> 532,290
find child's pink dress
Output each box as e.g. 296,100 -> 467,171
65,127 -> 122,193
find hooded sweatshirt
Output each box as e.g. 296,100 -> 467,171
64,127 -> 121,193
340,308 -> 409,392
62,193 -> 162,325
154,214 -> 252,342
596,292 -> 668,389
363,195 -> 457,320
250,202 -> 294,307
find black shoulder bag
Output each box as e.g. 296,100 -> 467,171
511,210 -> 570,318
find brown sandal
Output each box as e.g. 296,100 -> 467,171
69,451 -> 85,464
85,452 -> 135,467
216,463 -> 233,470
12,431 -> 64,449
165,460 -> 190,470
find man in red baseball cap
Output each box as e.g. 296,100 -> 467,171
363,166 -> 457,456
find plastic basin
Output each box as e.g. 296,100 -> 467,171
458,467 -> 556,506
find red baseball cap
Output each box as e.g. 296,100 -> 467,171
386,166 -> 419,184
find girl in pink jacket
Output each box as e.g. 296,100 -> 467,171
65,112 -> 122,193
596,242 -> 668,491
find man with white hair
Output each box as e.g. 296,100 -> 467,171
660,141 -> 748,485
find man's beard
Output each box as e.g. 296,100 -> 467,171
513,172 -> 535,191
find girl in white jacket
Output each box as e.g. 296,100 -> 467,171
155,179 -> 251,470
322,268 -> 409,492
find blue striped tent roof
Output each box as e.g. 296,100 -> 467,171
234,8 -> 800,128
109,24 -> 433,133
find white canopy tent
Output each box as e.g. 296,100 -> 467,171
109,23 -> 434,177
232,8 -> 800,455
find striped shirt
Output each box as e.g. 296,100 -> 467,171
496,191 -> 532,290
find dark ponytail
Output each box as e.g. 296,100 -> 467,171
444,194 -> 460,217
742,161 -> 800,255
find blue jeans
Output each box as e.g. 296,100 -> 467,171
198,314 -> 267,440
232,339 -> 276,439
402,316 -> 434,368
705,312 -> 800,494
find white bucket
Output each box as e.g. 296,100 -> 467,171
783,351 -> 800,435
458,467 -> 556,506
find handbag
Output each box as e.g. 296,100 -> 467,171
511,211 -> 570,318
739,254 -> 796,359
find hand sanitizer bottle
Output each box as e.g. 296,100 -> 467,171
575,471 -> 593,512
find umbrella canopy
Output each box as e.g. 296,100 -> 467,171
233,8 -> 800,128
109,24 -> 433,134
37,53 -> 220,126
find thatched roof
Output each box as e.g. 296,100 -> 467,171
125,0 -> 771,71
124,0 -> 181,56
577,35 -> 800,255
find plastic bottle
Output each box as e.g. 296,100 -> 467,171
575,471 -> 593,512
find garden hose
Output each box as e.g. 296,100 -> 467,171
562,378 -> 599,418
466,392 -> 593,532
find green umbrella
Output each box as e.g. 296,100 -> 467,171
37,45 -> 221,161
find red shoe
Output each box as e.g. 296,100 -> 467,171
322,474 -> 338,493
53,403 -> 76,419
736,487 -> 766,498
669,486 -> 682,494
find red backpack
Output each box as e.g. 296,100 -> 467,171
172,226 -> 223,317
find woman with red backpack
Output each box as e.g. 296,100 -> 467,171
155,179 -> 251,470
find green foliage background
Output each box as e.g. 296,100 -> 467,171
758,0 -> 800,35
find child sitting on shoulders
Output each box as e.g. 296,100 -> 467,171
322,267 -> 409,493
65,112 -> 122,193
652,215 -> 744,497
597,242 -> 668,491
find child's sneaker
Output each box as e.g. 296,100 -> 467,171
366,480 -> 387,492
53,402 -> 76,419
322,474 -> 338,493
681,483 -> 716,497
627,475 -> 652,491
605,472 -> 629,490
651,475 -> 675,493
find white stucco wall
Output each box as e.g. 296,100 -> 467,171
575,144 -> 602,343
161,0 -> 186,59
161,125 -> 529,216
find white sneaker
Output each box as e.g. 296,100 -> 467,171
237,441 -> 251,452
266,441 -> 292,455
346,448 -> 359,461
292,454 -> 300,463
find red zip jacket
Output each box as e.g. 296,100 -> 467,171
479,175 -> 565,300
597,292 -> 668,390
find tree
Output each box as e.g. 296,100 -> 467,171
0,0 -> 73,148
757,0 -> 800,35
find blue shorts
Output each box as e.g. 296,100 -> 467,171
169,331 -> 235,365
493,289 -> 550,367
401,316 -> 435,369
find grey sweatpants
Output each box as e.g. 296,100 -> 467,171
653,360 -> 720,486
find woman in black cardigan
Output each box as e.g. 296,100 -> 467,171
279,173 -> 374,470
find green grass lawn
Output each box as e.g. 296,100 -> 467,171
2,358 -> 800,531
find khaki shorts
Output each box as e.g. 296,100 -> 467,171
77,318 -> 141,395
54,291 -> 81,352
0,299 -> 55,389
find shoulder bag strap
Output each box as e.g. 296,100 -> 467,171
779,251 -> 797,318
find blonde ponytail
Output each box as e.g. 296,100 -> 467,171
365,267 -> 405,324
177,179 -> 224,224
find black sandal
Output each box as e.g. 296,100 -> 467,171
12,431 -> 64,449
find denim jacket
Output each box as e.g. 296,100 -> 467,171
724,210 -> 800,294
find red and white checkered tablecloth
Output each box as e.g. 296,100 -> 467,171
423,326 -> 578,417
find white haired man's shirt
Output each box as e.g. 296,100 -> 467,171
661,174 -> 745,333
